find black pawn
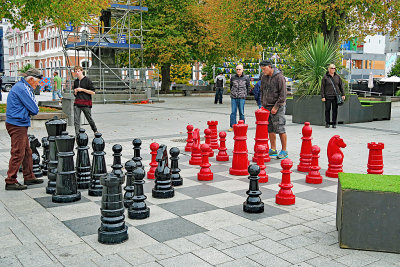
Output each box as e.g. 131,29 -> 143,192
76,129 -> 91,189
52,131 -> 81,203
128,167 -> 150,219
123,160 -> 136,208
41,137 -> 49,175
170,147 -> 182,186
132,138 -> 143,169
243,164 -> 264,213
89,132 -> 106,196
29,135 -> 43,178
98,144 -> 128,244
152,144 -> 174,198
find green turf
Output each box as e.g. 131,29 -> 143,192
339,173 -> 400,193
360,100 -> 389,103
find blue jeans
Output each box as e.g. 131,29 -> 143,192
230,98 -> 245,127
214,88 -> 223,104
52,89 -> 63,100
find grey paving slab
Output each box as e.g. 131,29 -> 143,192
117,248 -> 156,266
248,251 -> 292,267
277,247 -> 321,264
91,254 -> 131,267
306,255 -> 349,267
63,215 -> 101,237
34,195 -> 91,209
164,237 -> 201,254
186,232 -> 223,248
175,184 -> 226,198
335,252 -> 381,267
278,235 -> 317,249
215,257 -> 261,267
251,238 -> 292,254
158,198 -> 219,216
192,247 -> 234,265
136,217 -> 207,242
231,186 -> 277,199
296,189 -> 337,204
293,177 -> 338,188
141,243 -> 181,261
221,243 -> 263,259
224,203 -> 288,221
157,253 -> 212,267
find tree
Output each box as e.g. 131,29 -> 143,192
0,0 -> 110,30
388,57 -> 400,77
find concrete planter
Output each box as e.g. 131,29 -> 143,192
337,173 -> 400,253
0,112 -> 67,129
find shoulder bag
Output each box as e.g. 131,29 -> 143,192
328,76 -> 344,106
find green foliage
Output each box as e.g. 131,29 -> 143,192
170,64 -> 192,82
290,34 -> 342,96
388,57 -> 400,77
201,64 -> 214,81
175,79 -> 190,85
19,64 -> 34,73
395,89 -> 400,96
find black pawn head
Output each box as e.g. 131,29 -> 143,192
124,160 -> 137,172
169,147 -> 180,158
132,138 -> 142,148
76,128 -> 88,146
248,164 -> 260,177
92,132 -> 105,152
133,167 -> 145,181
112,144 -> 122,155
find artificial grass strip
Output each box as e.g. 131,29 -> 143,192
339,173 -> 400,193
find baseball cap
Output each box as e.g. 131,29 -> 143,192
259,60 -> 272,67
20,68 -> 43,79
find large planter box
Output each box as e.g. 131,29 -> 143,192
336,173 -> 400,253
286,97 -> 293,115
360,101 -> 391,120
292,95 -> 374,126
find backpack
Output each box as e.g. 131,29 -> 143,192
216,78 -> 223,88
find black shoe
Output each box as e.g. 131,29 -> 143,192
24,178 -> 44,185
5,182 -> 27,190
214,102 -> 217,104
325,124 -> 330,128
332,124 -> 337,128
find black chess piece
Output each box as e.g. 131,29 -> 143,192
152,144 -> 174,198
29,134 -> 43,178
128,167 -> 150,219
98,144 -> 128,244
45,116 -> 67,194
89,132 -> 106,196
41,137 -> 49,176
132,138 -> 143,169
76,129 -> 91,189
170,147 -> 182,186
123,160 -> 136,208
52,131 -> 81,203
243,164 -> 264,213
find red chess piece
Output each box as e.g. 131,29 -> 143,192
326,135 -> 347,178
216,131 -> 229,161
253,107 -> 270,163
189,128 -> 202,165
185,125 -> 194,152
276,158 -> 295,205
306,145 -> 322,184
147,142 -> 159,179
204,129 -> 214,157
198,144 -> 213,181
207,121 -> 219,150
229,120 -> 249,176
367,142 -> 384,174
297,122 -> 313,172
256,145 -> 268,183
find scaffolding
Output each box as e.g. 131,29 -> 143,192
59,0 -> 159,103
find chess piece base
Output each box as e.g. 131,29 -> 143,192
216,155 -> 229,161
325,169 -> 341,178
89,187 -> 103,196
172,179 -> 183,186
52,192 -> 81,203
128,207 -> 150,219
275,195 -> 295,205
258,176 -> 268,183
77,181 -> 90,189
297,165 -> 311,173
243,202 -> 264,213
197,173 -> 213,181
46,181 -> 56,194
229,168 -> 249,176
152,188 -> 174,199
189,159 -> 202,165
306,175 -> 322,184
98,226 -> 128,244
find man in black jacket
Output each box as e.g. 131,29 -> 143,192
229,64 -> 250,131
73,66 -> 98,135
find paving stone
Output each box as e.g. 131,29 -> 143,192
157,253 -> 212,267
63,215 -> 100,237
91,254 -> 131,267
118,248 -> 156,266
51,242 -> 96,261
142,243 -> 180,261
306,255 -> 348,267
279,225 -> 314,237
224,204 -> 287,221
232,234 -> 266,245
137,261 -> 163,267
302,220 -> 336,233
186,232 -> 223,248
34,195 -> 91,209
252,238 -> 291,254
0,255 -> 23,266
247,251 -> 292,266
257,217 -> 291,229
205,229 -> 240,242
183,209 -> 250,231
222,243 -> 263,259
335,252 -> 380,267
305,243 -> 353,258
277,247 -> 320,264
222,223 -> 258,237
278,235 -> 317,249
164,238 -> 201,254
364,260 -> 400,267
215,257 -> 261,267
198,192 -> 247,208
193,247 -> 234,265
159,199 -> 219,216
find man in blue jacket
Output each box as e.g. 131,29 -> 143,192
5,68 -> 44,190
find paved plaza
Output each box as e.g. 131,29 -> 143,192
0,94 -> 399,266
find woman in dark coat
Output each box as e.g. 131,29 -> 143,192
321,64 -> 345,128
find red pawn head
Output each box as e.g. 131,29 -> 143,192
219,131 -> 226,139
311,145 -> 320,155
302,122 -> 312,138
150,142 -> 159,151
187,125 -> 194,131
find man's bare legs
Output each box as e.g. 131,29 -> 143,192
269,132 -> 287,151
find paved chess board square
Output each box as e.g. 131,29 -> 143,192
63,215 -> 101,237
175,184 -> 226,198
34,195 -> 91,209
224,204 -> 288,220
158,199 -> 219,216
295,189 -> 337,204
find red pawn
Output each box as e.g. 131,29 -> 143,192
256,145 -> 268,183
207,121 -> 219,150
216,131 -> 229,161
147,142 -> 159,179
276,158 -> 295,205
230,120 -> 249,176
253,107 -> 270,163
189,128 -> 202,165
297,122 -> 313,172
367,142 -> 384,174
185,125 -> 194,152
326,135 -> 347,178
204,129 -> 214,157
306,145 -> 322,184
198,144 -> 213,181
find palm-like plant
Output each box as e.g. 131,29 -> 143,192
291,34 -> 342,96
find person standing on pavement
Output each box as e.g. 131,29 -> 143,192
259,60 -> 288,159
214,72 -> 226,104
5,68 -> 44,190
52,71 -> 63,101
321,64 -> 345,128
73,66 -> 98,136
229,64 -> 250,131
